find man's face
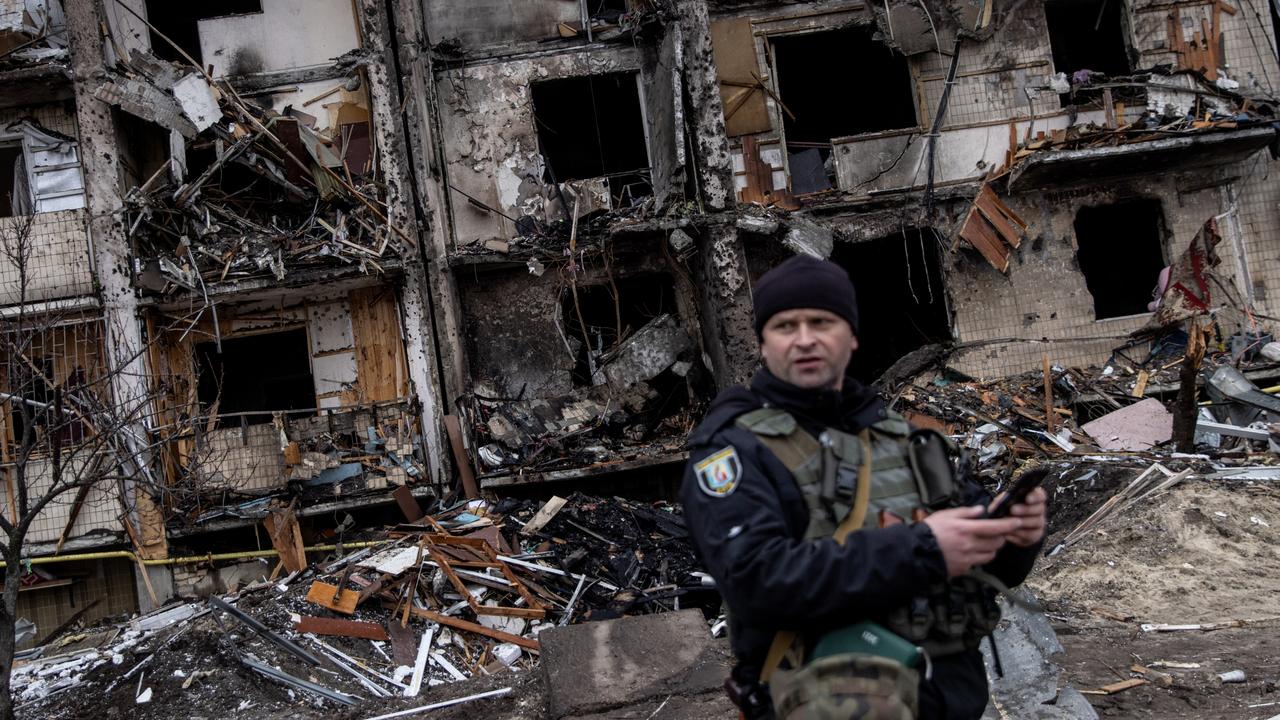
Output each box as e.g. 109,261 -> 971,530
759,308 -> 858,391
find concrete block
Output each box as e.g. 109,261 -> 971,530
540,610 -> 731,718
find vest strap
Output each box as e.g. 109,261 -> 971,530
760,429 -> 872,683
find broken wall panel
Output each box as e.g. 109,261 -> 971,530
424,0 -> 582,52
0,210 -> 93,305
948,175 -> 1221,378
197,0 -> 359,78
0,451 -> 121,545
437,47 -> 644,250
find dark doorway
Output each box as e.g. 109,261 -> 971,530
0,144 -> 22,217
196,328 -> 316,425
561,274 -> 677,387
1074,199 -> 1166,319
1045,0 -> 1131,79
531,73 -> 652,206
829,231 -> 952,384
143,1 -> 262,65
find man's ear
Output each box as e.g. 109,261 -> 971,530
850,335 -> 859,353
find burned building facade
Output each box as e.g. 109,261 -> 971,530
2,0 -> 1279,650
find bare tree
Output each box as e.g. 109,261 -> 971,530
0,214 -> 182,720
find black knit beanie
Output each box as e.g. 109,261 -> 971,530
752,255 -> 859,337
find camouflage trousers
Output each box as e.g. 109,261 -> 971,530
770,654 -> 918,720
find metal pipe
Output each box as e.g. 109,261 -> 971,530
0,540 -> 389,568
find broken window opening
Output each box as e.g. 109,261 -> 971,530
0,142 -> 23,218
829,231 -> 951,384
589,0 -> 629,22
771,26 -> 916,194
195,328 -> 316,426
1045,0 -> 1131,105
561,274 -> 677,387
1074,199 -> 1166,320
143,0 -> 264,65
531,73 -> 652,208
1,319 -> 105,456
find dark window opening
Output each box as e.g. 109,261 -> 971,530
196,328 -> 316,425
771,27 -> 916,194
531,73 -> 651,207
589,0 -> 628,22
143,0 -> 263,65
829,231 -> 952,384
1046,0 -> 1131,105
561,274 -> 677,387
1074,200 -> 1165,320
0,144 -> 23,218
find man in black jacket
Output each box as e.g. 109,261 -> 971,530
681,255 -> 1046,719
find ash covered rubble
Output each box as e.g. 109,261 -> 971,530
10,493 -> 715,719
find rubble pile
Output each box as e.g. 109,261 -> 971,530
11,493 -> 714,719
181,402 -> 428,528
464,312 -> 707,477
107,52 -> 398,293
0,0 -> 67,70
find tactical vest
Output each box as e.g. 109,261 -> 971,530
735,406 -> 1002,658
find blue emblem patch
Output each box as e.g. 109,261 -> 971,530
695,447 -> 741,498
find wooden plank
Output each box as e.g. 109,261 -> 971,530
387,620 -> 417,666
306,581 -> 359,615
349,286 -> 408,403
393,484 -> 424,522
398,605 -> 540,651
959,210 -> 1010,272
983,189 -> 1028,230
521,496 -> 567,535
443,414 -> 478,498
1099,678 -> 1147,694
1043,354 -> 1056,435
264,506 -> 308,573
296,616 -> 389,641
974,190 -> 1024,249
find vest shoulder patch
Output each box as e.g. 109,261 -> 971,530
694,446 -> 743,498
736,408 -> 796,437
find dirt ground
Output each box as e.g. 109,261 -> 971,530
1029,465 -> 1280,719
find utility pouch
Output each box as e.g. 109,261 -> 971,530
905,429 -> 960,510
770,651 -> 918,720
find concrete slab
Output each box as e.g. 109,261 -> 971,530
1081,398 -> 1172,451
540,610 -> 732,718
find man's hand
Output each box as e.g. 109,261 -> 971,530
995,486 -> 1047,548
922,507 -> 1022,577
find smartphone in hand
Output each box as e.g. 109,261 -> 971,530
985,467 -> 1049,519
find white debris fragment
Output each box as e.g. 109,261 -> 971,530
492,643 -> 522,667
136,687 -> 152,704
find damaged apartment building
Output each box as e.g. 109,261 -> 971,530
3,0 -> 1280,652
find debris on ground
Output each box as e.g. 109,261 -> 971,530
11,493 -> 718,719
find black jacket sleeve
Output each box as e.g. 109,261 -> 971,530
681,428 -> 949,635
